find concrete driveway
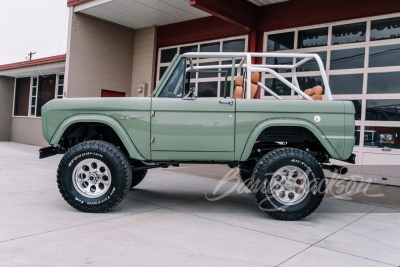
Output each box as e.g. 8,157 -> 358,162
0,142 -> 399,267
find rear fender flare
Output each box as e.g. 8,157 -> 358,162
50,114 -> 145,160
239,118 -> 341,161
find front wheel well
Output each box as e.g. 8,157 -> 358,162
57,122 -> 129,156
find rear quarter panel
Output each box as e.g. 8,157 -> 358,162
235,99 -> 355,161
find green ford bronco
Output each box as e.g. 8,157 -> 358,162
40,52 -> 356,220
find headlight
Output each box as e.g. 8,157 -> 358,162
380,133 -> 394,144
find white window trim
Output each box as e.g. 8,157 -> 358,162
157,35 -> 248,98
56,74 -> 64,99
29,76 -> 38,117
263,12 -> 400,155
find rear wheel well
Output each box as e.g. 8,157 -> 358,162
242,126 -> 329,170
256,126 -> 318,144
256,126 -> 327,154
57,123 -> 129,156
239,126 -> 330,177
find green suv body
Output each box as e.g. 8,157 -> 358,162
42,95 -> 355,162
40,53 -> 355,220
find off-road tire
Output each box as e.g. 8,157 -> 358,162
130,170 -> 147,188
252,148 -> 325,221
57,140 -> 132,213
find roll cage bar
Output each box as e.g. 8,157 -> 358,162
182,52 -> 333,101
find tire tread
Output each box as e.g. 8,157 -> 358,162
252,147 -> 325,221
57,140 -> 131,213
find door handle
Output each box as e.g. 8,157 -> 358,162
219,100 -> 233,106
382,148 -> 392,151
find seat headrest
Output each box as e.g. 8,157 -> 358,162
235,76 -> 243,86
304,88 -> 313,96
304,85 -> 323,97
251,72 -> 260,84
313,85 -> 323,95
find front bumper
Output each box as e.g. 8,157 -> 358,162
39,146 -> 63,159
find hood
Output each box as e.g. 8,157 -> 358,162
42,97 -> 151,144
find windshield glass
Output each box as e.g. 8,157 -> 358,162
158,58 -> 186,98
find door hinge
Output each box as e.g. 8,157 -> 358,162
151,137 -> 155,143
151,111 -> 155,117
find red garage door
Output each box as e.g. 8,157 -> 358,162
101,89 -> 126,97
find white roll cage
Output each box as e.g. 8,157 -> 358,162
183,52 -> 332,100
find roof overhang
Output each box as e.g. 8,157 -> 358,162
0,55 -> 66,78
72,0 -> 211,30
70,0 -> 292,32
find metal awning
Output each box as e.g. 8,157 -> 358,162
3,68 -> 65,78
74,0 -> 211,29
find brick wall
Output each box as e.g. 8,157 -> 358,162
66,12 -> 135,98
11,118 -> 47,147
130,26 -> 157,97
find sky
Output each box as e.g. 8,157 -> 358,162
0,0 -> 69,65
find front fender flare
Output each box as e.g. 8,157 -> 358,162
50,114 -> 145,160
239,118 -> 341,161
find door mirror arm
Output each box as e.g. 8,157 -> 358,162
183,87 -> 197,100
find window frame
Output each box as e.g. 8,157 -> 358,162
29,76 -> 38,117
263,12 -> 400,152
12,73 -> 65,118
56,74 -> 64,99
158,57 -> 187,98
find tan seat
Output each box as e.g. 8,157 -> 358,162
233,76 -> 244,99
233,73 -> 260,99
250,72 -> 260,99
302,85 -> 323,100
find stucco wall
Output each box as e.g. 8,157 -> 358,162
11,118 -> 47,147
0,77 -> 14,141
131,26 -> 157,97
66,12 -> 135,98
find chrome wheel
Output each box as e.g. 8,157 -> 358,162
269,166 -> 309,205
72,158 -> 112,198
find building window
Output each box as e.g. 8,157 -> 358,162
267,32 -> 295,52
297,27 -> 329,48
13,77 -> 31,116
36,75 -> 56,117
263,13 -> 400,151
365,99 -> 400,121
332,22 -> 367,45
157,36 -> 248,98
370,17 -> 400,41
14,73 -> 64,117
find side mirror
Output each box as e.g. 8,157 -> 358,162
183,87 -> 197,100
